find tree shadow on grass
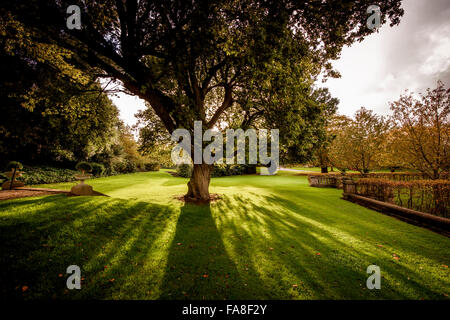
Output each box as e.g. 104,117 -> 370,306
0,195 -> 178,299
213,193 -> 448,299
1,190 -> 447,300
159,202 -> 265,300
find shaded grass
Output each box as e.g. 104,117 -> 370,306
0,171 -> 449,299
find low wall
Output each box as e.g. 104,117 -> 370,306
342,193 -> 450,236
307,175 -> 344,189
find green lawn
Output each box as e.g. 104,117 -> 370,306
0,170 -> 449,299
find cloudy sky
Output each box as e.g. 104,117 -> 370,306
321,0 -> 450,117
109,0 -> 450,126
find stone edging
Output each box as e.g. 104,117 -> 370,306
342,193 -> 450,236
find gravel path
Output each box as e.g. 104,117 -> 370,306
0,189 -> 55,201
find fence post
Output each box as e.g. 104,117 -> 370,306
343,178 -> 356,195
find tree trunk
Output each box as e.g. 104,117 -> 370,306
186,163 -> 211,202
433,168 -> 439,180
9,166 -> 17,190
321,167 -> 328,174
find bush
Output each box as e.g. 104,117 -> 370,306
177,163 -> 192,178
144,162 -> 160,172
113,159 -> 138,174
18,166 -> 78,185
91,163 -> 105,177
6,161 -> 23,171
103,164 -> 117,176
0,173 -> 7,184
211,164 -> 228,177
211,163 -> 256,177
75,161 -> 92,174
112,161 -> 126,173
124,159 -> 137,173
176,163 -> 255,178
355,178 -> 450,217
242,164 -> 257,174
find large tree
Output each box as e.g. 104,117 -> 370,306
3,0 -> 404,200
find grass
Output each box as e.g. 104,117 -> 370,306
0,170 -> 449,299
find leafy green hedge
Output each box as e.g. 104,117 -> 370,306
212,163 -> 256,177
17,166 -> 78,185
144,162 -> 160,171
91,163 -> 105,176
176,163 -> 193,178
0,161 -> 142,186
113,159 -> 137,174
176,163 -> 256,178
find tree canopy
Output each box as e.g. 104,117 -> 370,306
389,81 -> 449,179
0,14 -> 121,167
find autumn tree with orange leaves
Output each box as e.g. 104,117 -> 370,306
389,81 -> 449,179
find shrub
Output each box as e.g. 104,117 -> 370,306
355,178 -> 450,217
75,162 -> 92,174
112,161 -> 126,173
243,164 -> 257,174
211,163 -> 256,177
211,164 -> 228,177
113,159 -> 138,174
103,164 -> 117,176
6,161 -> 23,171
91,163 -> 105,177
0,173 -> 7,183
124,159 -> 137,173
18,166 -> 78,185
176,163 -> 257,178
144,162 -> 160,171
177,163 -> 192,178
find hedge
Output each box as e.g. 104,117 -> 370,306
91,163 -> 106,177
16,166 -> 78,185
112,159 -> 138,174
0,159 -> 145,186
307,172 -> 450,189
211,163 -> 256,177
144,162 -> 160,171
176,163 -> 192,178
176,163 -> 256,178
355,178 -> 450,218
